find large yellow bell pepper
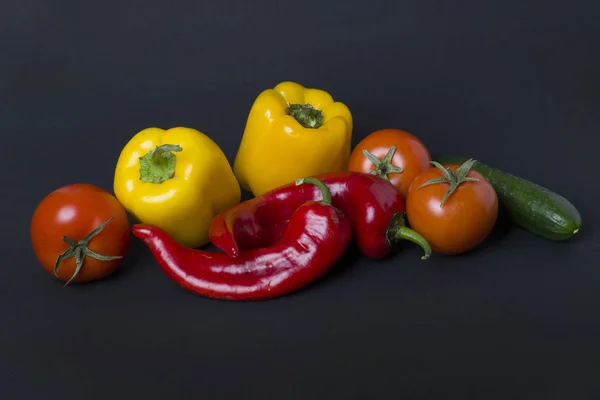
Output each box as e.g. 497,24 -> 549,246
113,127 -> 241,248
233,81 -> 353,196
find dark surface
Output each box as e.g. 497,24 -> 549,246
3,0 -> 600,398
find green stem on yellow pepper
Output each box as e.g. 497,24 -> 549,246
287,104 -> 324,129
139,144 -> 182,184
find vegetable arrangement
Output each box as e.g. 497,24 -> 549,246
30,81 -> 583,301
209,170 -> 431,260
132,178 -> 351,300
434,155 -> 581,241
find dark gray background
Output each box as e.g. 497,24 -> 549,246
2,0 -> 599,398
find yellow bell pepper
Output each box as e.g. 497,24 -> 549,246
233,81 -> 353,196
113,127 -> 241,248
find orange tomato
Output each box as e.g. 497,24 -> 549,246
348,129 -> 431,197
405,159 -> 498,255
30,184 -> 131,284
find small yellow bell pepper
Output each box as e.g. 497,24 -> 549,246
113,127 -> 241,248
233,81 -> 353,196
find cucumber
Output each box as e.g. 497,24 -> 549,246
433,155 -> 582,241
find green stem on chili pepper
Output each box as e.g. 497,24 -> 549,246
295,177 -> 332,205
386,213 -> 432,260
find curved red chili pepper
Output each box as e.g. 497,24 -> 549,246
209,171 -> 431,260
132,178 -> 352,301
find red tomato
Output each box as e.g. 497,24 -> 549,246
406,159 -> 498,255
348,129 -> 431,197
30,183 -> 131,284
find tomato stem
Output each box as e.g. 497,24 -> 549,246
54,215 -> 123,286
386,213 -> 432,260
418,158 -> 480,207
287,104 -> 324,129
362,146 -> 404,181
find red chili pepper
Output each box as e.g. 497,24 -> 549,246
132,177 -> 352,301
209,171 -> 431,260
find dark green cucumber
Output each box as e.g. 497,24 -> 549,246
433,155 -> 582,241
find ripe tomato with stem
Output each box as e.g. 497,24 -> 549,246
348,129 -> 431,197
406,159 -> 498,255
30,183 -> 131,285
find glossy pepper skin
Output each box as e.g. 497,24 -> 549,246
132,178 -> 352,301
233,81 -> 353,197
114,127 -> 241,248
209,171 -> 431,260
